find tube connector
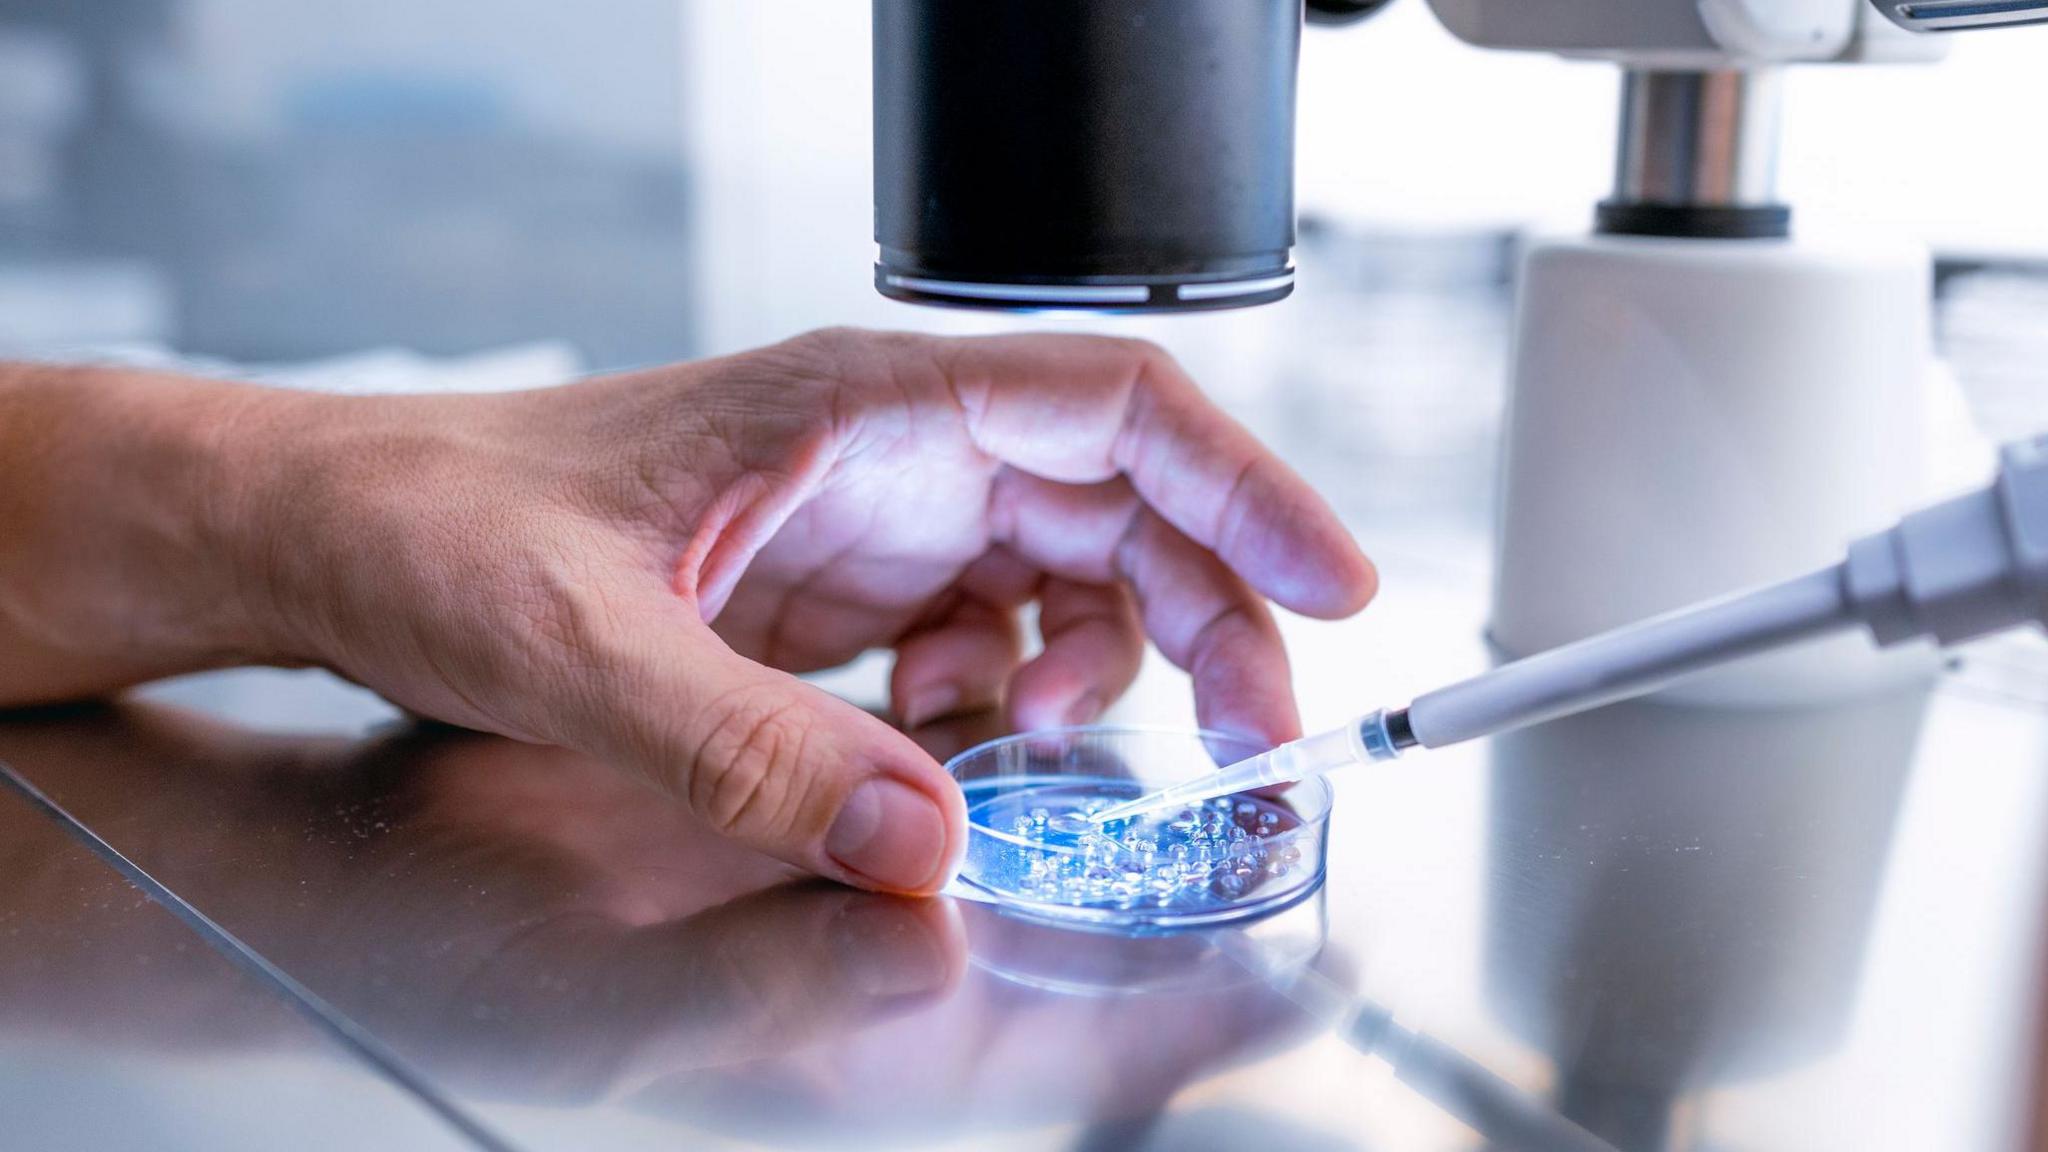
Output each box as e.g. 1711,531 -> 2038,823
1359,708 -> 1416,760
1846,436 -> 2048,648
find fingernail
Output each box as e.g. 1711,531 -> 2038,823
902,685 -> 963,729
1064,691 -> 1106,726
833,901 -> 951,998
828,777 -> 948,891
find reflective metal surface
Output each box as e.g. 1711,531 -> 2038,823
3,549 -> 2047,1149
1613,69 -> 1785,209
0,771 -> 476,1151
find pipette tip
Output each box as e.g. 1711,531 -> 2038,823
1087,708 -> 1415,826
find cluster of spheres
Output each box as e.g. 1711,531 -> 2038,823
962,783 -> 1310,917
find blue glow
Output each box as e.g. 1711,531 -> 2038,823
960,776 -> 1313,921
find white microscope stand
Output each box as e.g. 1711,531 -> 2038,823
1426,3 -> 1967,704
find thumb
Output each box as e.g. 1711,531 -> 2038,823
563,604 -> 967,895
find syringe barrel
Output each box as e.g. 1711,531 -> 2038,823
1405,566 -> 1854,749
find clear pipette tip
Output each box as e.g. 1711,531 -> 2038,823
1088,708 -> 1412,825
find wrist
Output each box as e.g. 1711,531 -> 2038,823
95,369 -> 330,672
0,364 -> 326,697
202,385 -> 496,675
181,379 -> 334,667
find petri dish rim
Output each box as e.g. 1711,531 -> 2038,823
944,725 -> 1336,931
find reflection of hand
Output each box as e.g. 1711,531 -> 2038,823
2,330 -> 1374,894
332,728 -> 1321,1123
0,709 -> 1331,1133
0,710 -> 966,1104
400,880 -> 967,1105
650,915 -> 1329,1144
271,727 -> 975,1103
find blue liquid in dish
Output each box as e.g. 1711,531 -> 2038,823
959,775 -> 1316,926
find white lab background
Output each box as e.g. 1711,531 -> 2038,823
681,0 -> 2048,356
7,0 -> 2044,615
2,1 -> 2043,370
14,20 -> 2048,1148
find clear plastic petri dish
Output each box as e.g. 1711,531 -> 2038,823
945,726 -> 1334,931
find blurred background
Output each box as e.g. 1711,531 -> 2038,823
5,13 -> 2046,1147
2,0 -> 2046,539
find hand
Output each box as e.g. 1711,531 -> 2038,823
3,330 -> 1376,893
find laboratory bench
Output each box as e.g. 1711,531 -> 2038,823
4,253 -> 2048,1151
2,522 -> 2047,1152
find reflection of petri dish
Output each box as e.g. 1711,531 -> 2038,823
961,886 -> 1328,996
945,726 -> 1333,930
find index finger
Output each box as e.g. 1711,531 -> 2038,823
930,332 -> 1376,620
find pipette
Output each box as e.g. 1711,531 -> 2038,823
1092,436 -> 2048,824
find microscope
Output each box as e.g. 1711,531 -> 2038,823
871,0 -> 2039,703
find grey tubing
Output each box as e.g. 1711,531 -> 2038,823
1405,565 -> 1857,749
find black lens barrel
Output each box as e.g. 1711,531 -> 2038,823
872,0 -> 1301,312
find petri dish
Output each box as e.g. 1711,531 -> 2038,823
945,726 -> 1333,931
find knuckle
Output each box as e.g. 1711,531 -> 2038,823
687,689 -> 815,838
784,326 -> 852,365
778,326 -> 896,375
1214,453 -> 1261,559
1090,335 -> 1171,380
737,329 -> 850,386
799,325 -> 867,350
514,544 -> 627,667
1112,335 -> 1168,363
488,539 -> 662,744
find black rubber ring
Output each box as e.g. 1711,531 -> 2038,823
1384,708 -> 1417,750
1596,200 -> 1793,241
